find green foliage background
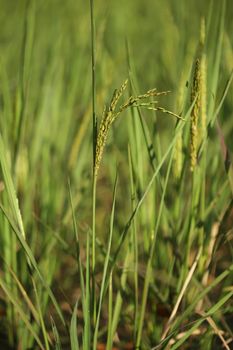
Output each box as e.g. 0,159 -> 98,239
0,0 -> 232,349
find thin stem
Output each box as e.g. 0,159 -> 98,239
92,175 -> 97,323
90,0 -> 97,165
90,0 -> 97,326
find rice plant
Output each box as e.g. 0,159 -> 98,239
0,0 -> 232,349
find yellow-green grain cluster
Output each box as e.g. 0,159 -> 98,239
94,79 -> 128,178
190,58 -> 201,171
190,18 -> 207,171
94,81 -> 182,178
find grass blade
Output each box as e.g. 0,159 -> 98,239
70,300 -> 80,350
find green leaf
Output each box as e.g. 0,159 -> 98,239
70,300 -> 80,350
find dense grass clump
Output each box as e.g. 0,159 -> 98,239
0,0 -> 233,349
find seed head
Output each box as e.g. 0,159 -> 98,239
190,58 -> 201,171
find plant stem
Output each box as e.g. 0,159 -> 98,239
90,0 -> 97,327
